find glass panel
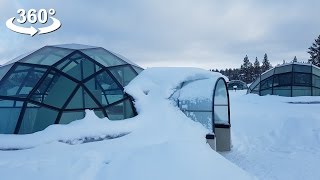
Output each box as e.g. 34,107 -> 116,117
106,99 -> 135,120
312,66 -> 320,77
293,73 -> 311,85
85,71 -> 123,106
260,89 -> 272,95
94,109 -> 105,118
82,58 -> 97,79
132,65 -> 144,74
19,47 -> 73,65
313,88 -> 320,96
273,86 -> 291,97
179,99 -> 211,111
84,88 -> 101,109
214,106 -> 228,124
0,64 -> 13,81
260,77 -> 273,90
0,99 -> 14,107
292,86 -> 311,96
183,111 -> 212,131
31,71 -> 78,108
123,99 -> 135,118
274,65 -> 292,74
55,53 -> 81,69
109,65 -> 137,86
81,48 -> 126,67
293,64 -> 311,73
59,111 -> 85,124
261,68 -> 274,80
253,83 -> 260,91
273,73 -> 292,86
19,104 -> 58,134
66,87 -> 84,109
313,75 -> 320,88
61,60 -> 81,81
214,79 -> 228,105
249,78 -> 260,91
0,65 -> 46,97
0,107 -> 21,134
30,72 -> 55,103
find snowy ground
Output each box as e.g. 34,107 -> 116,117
0,67 -> 319,180
222,90 -> 320,180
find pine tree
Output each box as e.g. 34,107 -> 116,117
293,56 -> 297,63
240,55 -> 254,83
261,53 -> 272,73
307,35 -> 320,67
253,57 -> 261,79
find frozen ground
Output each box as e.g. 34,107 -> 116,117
222,90 -> 320,180
0,68 -> 253,180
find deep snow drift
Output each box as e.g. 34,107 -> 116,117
0,68 -> 253,180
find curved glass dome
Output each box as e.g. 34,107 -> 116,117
170,77 -> 230,133
0,44 -> 144,134
227,80 -> 248,90
247,62 -> 320,97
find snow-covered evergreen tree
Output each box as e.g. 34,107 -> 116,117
240,55 -> 254,83
253,57 -> 261,79
293,56 -> 297,63
307,35 -> 320,67
261,53 -> 272,73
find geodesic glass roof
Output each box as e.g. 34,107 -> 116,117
0,44 -> 143,134
247,63 -> 320,97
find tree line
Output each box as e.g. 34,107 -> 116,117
210,34 -> 320,84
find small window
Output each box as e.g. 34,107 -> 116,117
293,73 -> 311,85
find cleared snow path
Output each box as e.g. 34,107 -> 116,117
222,90 -> 320,180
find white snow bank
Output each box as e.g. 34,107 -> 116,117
0,110 -> 136,149
125,67 -> 227,100
0,67 -> 254,180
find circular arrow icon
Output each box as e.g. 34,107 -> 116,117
6,17 -> 38,36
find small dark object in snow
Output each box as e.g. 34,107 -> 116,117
287,101 -> 320,104
59,132 -> 130,145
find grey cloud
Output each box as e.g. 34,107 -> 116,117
0,0 -> 319,70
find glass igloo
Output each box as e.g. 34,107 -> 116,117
0,44 -> 143,134
170,77 -> 231,151
227,80 -> 248,90
247,62 -> 320,96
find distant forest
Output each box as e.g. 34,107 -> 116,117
210,34 -> 320,84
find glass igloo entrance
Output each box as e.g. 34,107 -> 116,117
0,44 -> 143,134
171,77 -> 231,151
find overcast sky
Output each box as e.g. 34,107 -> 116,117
0,0 -> 319,69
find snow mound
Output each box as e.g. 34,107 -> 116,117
0,110 -> 135,150
0,67 -> 254,180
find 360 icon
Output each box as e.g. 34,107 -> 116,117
6,9 -> 61,36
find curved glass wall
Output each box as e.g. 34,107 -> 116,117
227,80 -> 248,90
171,77 -> 230,133
248,63 -> 320,96
0,44 -> 143,134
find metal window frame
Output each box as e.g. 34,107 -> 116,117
0,48 -> 142,134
